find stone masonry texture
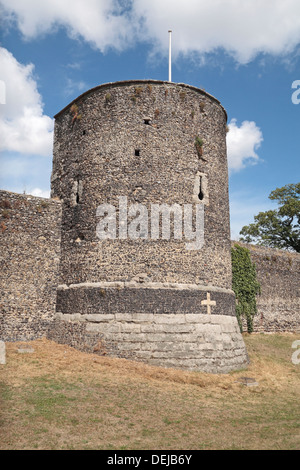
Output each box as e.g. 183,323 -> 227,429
50,312 -> 249,374
51,80 -> 232,289
234,243 -> 300,333
0,80 -> 299,374
0,190 -> 61,341
48,79 -> 248,373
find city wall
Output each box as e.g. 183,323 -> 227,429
0,190 -> 61,341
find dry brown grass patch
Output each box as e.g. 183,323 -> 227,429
1,333 -> 299,450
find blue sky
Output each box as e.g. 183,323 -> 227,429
0,0 -> 299,239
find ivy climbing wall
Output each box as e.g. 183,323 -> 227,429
233,242 -> 300,333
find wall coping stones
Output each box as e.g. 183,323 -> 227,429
57,281 -> 234,295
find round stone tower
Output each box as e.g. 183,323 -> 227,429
50,80 -> 249,373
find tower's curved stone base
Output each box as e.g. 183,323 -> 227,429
49,284 -> 249,373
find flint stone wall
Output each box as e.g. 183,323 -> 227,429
0,190 -> 62,341
1,80 -> 298,374
51,80 -> 233,290
233,243 -> 300,333
47,80 -> 250,373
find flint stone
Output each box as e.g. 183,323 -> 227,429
236,377 -> 259,387
0,341 -> 6,365
17,347 -> 35,354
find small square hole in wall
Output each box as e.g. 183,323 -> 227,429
135,149 -> 140,156
144,119 -> 151,125
82,130 -> 86,135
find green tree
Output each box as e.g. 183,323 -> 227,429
239,183 -> 300,253
231,244 -> 261,333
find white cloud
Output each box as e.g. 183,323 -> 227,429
2,0 -> 300,64
226,119 -> 263,172
132,0 -> 300,64
0,0 -> 135,53
0,80 -> 6,104
0,47 -> 54,156
29,187 -> 50,198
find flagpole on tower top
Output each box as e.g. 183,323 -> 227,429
168,30 -> 172,82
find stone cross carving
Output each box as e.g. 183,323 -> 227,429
201,292 -> 216,315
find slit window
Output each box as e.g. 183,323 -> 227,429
76,187 -> 80,204
198,176 -> 204,201
71,178 -> 83,207
135,149 -> 140,156
193,172 -> 208,205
